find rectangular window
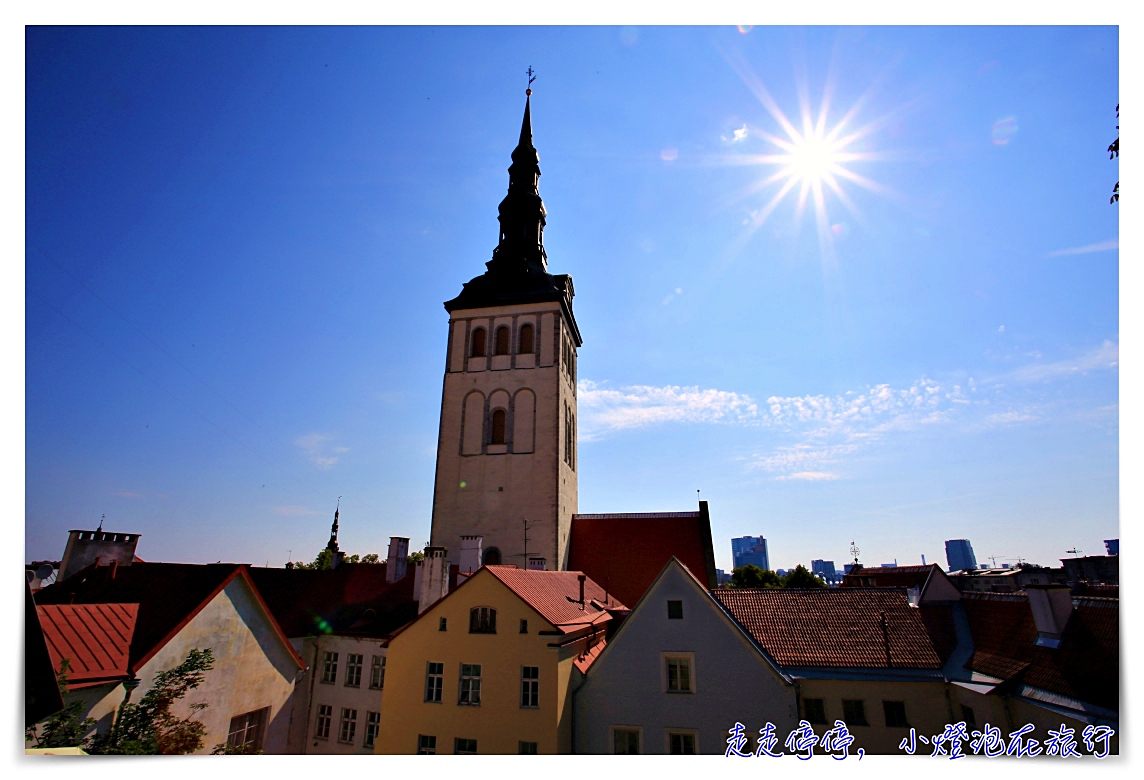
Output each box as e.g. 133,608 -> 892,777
666,656 -> 693,693
363,711 -> 380,749
519,741 -> 538,754
459,663 -> 482,706
370,655 -> 386,690
439,617 -> 447,631
454,737 -> 478,754
321,651 -> 338,684
345,653 -> 363,687
425,662 -> 444,703
613,729 -> 640,754
226,707 -> 268,752
521,666 -> 539,708
469,607 -> 496,634
339,708 -> 358,744
803,698 -> 827,725
669,732 -> 697,755
520,619 -> 528,634
315,704 -> 333,739
417,735 -> 436,754
883,700 -> 909,728
842,699 -> 868,726
961,705 -> 977,729
667,600 -> 683,619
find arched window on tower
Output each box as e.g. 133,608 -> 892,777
495,326 -> 510,355
518,323 -> 534,354
491,409 -> 507,445
471,328 -> 486,357
483,548 -> 502,566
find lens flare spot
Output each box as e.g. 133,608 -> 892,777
831,223 -> 849,237
459,481 -> 467,488
737,25 -> 754,34
991,117 -> 1018,145
660,147 -> 679,162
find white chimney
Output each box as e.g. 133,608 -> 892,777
385,537 -> 410,583
528,556 -> 547,571
459,536 -> 483,574
418,546 -> 449,614
1027,585 -> 1073,648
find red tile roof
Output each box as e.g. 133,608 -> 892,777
37,603 -> 138,690
961,592 -> 1118,710
484,566 -> 625,631
714,587 -> 943,669
568,506 -> 717,609
843,564 -> 942,589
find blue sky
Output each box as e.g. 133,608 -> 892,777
25,26 -> 1118,573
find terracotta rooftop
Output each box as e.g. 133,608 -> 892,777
714,587 -> 943,669
567,504 -> 717,609
36,603 -> 138,690
484,566 -> 625,632
843,564 -> 943,589
247,563 -> 417,639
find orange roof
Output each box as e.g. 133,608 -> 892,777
568,507 -> 717,609
843,564 -> 942,589
36,603 -> 138,689
484,566 -> 625,632
714,587 -> 943,669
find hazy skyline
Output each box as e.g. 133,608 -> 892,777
26,26 -> 1118,572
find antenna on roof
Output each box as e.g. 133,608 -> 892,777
849,541 -> 860,564
97,514 -> 105,533
696,488 -> 701,506
1066,548 -> 1083,558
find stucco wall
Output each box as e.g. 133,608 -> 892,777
574,565 -> 798,754
290,635 -> 388,754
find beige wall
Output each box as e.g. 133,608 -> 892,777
375,570 -> 592,754
289,635 -> 388,754
431,302 -> 578,571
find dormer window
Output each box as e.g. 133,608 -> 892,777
491,409 -> 507,444
518,323 -> 534,354
495,326 -> 510,355
470,328 -> 486,357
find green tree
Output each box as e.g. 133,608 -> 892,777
25,659 -> 96,749
1110,104 -> 1119,204
88,648 -> 215,755
782,564 -> 826,589
292,548 -> 334,570
729,564 -> 783,589
408,551 -> 425,564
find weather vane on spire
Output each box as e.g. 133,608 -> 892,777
526,65 -> 536,96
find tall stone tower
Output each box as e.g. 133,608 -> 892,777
429,93 -> 581,571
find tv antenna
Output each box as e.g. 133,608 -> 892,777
1066,547 -> 1083,558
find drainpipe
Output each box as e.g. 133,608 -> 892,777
111,675 -> 141,750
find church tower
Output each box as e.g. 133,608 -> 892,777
429,91 -> 581,571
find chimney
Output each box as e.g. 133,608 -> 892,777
418,547 -> 449,614
578,573 -> 586,608
59,529 -> 141,582
413,559 -> 423,601
1027,585 -> 1073,648
385,537 -> 410,582
459,536 -> 483,574
527,556 -> 547,571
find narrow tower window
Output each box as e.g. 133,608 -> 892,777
491,409 -> 507,444
471,328 -> 486,357
495,326 -> 510,355
518,323 -> 534,354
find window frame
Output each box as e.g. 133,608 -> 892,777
520,665 -> 539,709
417,735 -> 437,754
662,652 -> 696,694
518,323 -> 534,354
495,326 -> 510,356
226,706 -> 269,753
666,729 -> 699,755
369,655 -> 385,690
610,726 -> 642,755
425,662 -> 444,703
469,606 -> 497,634
882,700 -> 910,728
454,737 -> 478,754
344,653 -> 363,688
803,697 -> 827,725
470,327 -> 486,357
321,651 -> 338,684
363,711 -> 381,749
458,663 -> 482,706
842,699 -> 869,727
338,707 -> 358,744
315,704 -> 333,740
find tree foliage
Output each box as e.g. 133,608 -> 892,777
1110,104 -> 1119,204
290,549 -> 381,569
729,564 -> 783,589
25,659 -> 96,748
781,564 -> 827,589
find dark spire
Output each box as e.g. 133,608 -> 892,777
326,498 -> 341,555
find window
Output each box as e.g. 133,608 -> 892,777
364,711 -> 380,749
439,617 -> 447,631
883,701 -> 909,728
470,607 -> 497,634
613,729 -> 640,754
491,409 -> 507,444
518,323 -> 534,354
417,735 -> 436,754
495,326 -> 510,355
459,663 -> 482,706
345,653 -> 363,687
339,708 -> 358,744
669,732 -> 697,755
454,738 -> 478,754
321,651 -> 338,684
519,741 -> 538,754
315,704 -> 333,739
226,707 -> 268,752
521,666 -> 539,708
483,548 -> 501,565
667,600 -> 683,619
470,328 -> 486,357
803,698 -> 827,725
961,705 -> 977,729
666,656 -> 693,693
520,619 -> 528,634
370,656 -> 385,689
842,699 -> 868,726
425,662 -> 444,703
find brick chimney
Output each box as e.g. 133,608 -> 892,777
385,537 -> 410,583
1026,585 -> 1073,648
459,536 -> 483,574
418,546 -> 449,614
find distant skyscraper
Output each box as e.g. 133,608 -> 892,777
1104,539 -> 1119,556
945,539 -> 977,572
811,559 -> 837,583
732,535 -> 770,571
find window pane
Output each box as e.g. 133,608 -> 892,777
418,735 -> 436,754
804,698 -> 826,724
471,328 -> 485,356
614,729 -> 639,754
667,600 -> 683,619
519,324 -> 534,354
883,700 -> 909,728
519,741 -> 538,754
842,699 -> 867,726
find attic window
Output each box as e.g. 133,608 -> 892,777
470,607 -> 497,634
667,600 -> 683,619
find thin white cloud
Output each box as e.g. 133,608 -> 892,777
578,380 -> 758,440
273,505 -> 322,517
1003,341 -> 1118,383
295,432 -> 347,469
1047,239 -> 1118,257
781,471 -> 840,481
733,124 -> 748,142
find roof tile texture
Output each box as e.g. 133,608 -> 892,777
484,566 -> 624,631
37,603 -> 138,687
